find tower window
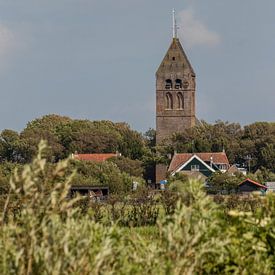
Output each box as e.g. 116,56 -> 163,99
165,92 -> 173,109
177,92 -> 184,109
165,79 -> 172,89
172,57 -> 176,60
175,79 -> 182,89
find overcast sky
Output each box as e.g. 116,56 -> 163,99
0,0 -> 274,133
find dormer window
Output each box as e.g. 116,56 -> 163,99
175,79 -> 182,89
165,79 -> 172,89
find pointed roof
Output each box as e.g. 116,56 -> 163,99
169,152 -> 229,173
239,178 -> 267,189
171,154 -> 216,176
156,38 -> 195,76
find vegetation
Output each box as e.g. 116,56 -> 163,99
0,115 -> 147,163
164,120 -> 275,173
0,143 -> 275,274
1,115 -> 275,181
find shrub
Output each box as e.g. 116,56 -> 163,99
1,143 -> 275,274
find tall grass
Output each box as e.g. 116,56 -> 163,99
0,141 -> 275,274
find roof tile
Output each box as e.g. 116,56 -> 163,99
73,153 -> 117,162
239,178 -> 267,189
169,152 -> 229,172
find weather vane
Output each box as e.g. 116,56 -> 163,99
172,9 -> 179,38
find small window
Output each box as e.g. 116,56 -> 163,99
219,164 -> 228,171
165,79 -> 172,89
191,165 -> 200,171
175,79 -> 182,89
165,92 -> 173,109
172,57 -> 176,61
177,92 -> 184,109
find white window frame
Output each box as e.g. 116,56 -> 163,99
191,164 -> 200,171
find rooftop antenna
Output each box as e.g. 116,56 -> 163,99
172,8 -> 178,38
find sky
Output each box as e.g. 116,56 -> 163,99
0,0 -> 275,133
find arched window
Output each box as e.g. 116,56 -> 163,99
166,92 -> 173,109
177,92 -> 184,109
165,79 -> 172,89
175,79 -> 182,89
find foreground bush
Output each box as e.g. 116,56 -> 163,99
0,141 -> 275,274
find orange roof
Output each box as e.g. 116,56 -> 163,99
239,178 -> 267,189
73,153 -> 117,162
169,152 -> 229,172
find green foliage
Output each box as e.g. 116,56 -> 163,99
165,120 -> 275,173
158,180 -> 227,274
108,156 -> 144,177
1,115 -> 148,165
254,167 -> 275,182
69,159 -> 133,194
0,130 -> 27,162
1,142 -> 275,274
207,172 -> 244,194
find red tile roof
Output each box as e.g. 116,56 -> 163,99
239,178 -> 267,189
73,153 -> 117,162
168,152 -> 229,172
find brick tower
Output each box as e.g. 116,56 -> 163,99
156,10 -> 196,182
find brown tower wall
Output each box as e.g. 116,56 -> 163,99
156,116 -> 195,144
155,38 -> 196,183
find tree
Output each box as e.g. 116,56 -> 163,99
68,159 -> 136,194
0,130 -> 26,162
108,156 -> 144,177
207,172 -> 244,194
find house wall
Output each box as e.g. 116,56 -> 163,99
180,158 -> 213,177
239,182 -> 263,193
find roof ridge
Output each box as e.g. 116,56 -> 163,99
239,178 -> 267,189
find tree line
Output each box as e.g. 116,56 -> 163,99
163,120 -> 275,173
0,115 -> 275,185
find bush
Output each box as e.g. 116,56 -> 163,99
69,159 -> 133,194
1,142 -> 275,274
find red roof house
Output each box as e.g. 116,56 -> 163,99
238,178 -> 267,193
72,153 -> 118,162
168,152 -> 230,177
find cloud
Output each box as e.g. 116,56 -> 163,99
178,8 -> 221,48
0,24 -> 14,57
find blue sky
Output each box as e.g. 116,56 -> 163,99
0,0 -> 275,133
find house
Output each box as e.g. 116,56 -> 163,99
168,152 -> 230,179
238,178 -> 267,194
71,153 -> 119,162
227,164 -> 247,176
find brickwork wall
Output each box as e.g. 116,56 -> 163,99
155,38 -> 196,182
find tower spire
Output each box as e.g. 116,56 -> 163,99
172,8 -> 178,38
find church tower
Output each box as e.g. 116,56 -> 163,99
156,10 -> 196,182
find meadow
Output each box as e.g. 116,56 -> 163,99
0,142 -> 275,274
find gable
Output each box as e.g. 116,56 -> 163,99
239,179 -> 267,190
169,152 -> 230,173
156,38 -> 195,76
173,155 -> 215,177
